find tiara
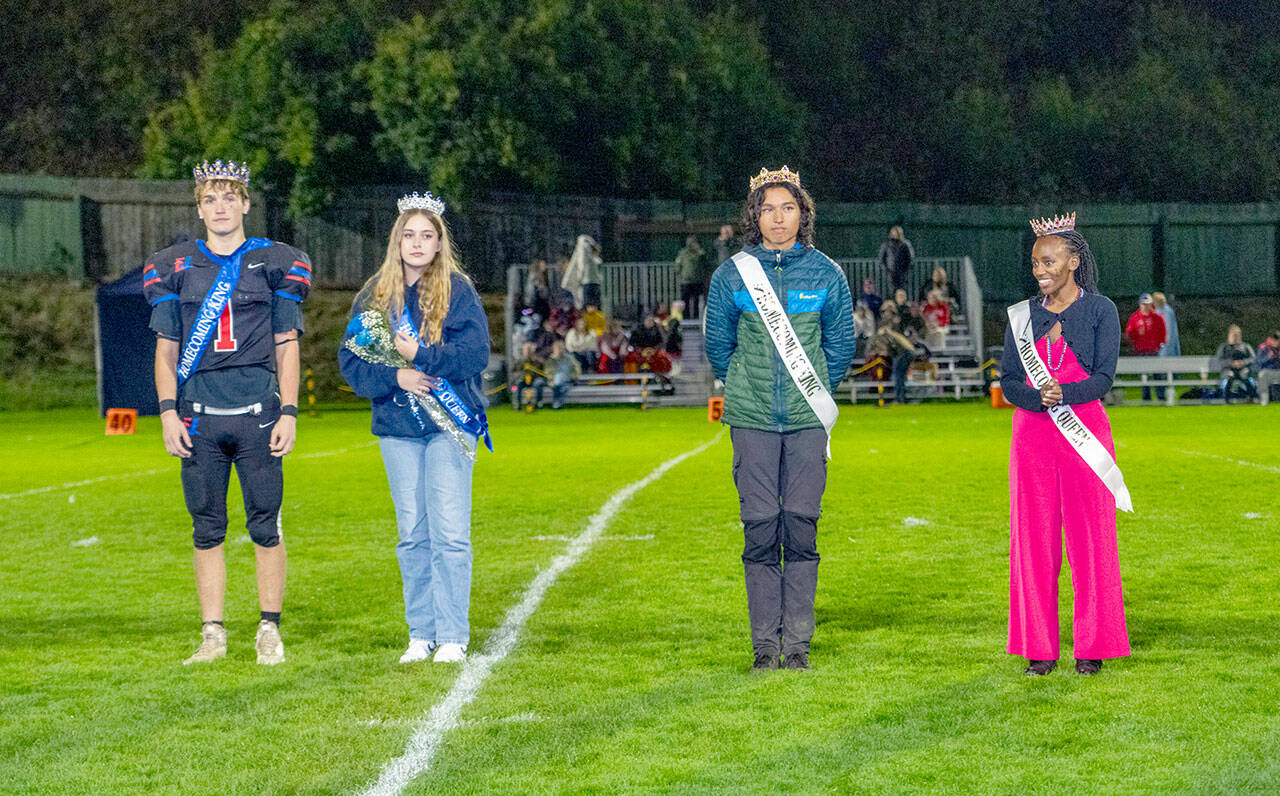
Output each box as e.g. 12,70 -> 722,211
192,159 -> 250,186
1029,212 -> 1076,237
397,191 -> 446,215
749,166 -> 802,193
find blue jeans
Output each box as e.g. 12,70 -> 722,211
379,433 -> 476,645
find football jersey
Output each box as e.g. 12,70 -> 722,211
144,238 -> 310,405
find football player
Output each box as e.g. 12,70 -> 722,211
143,159 -> 310,665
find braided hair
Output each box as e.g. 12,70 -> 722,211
1048,229 -> 1100,294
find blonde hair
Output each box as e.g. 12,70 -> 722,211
360,210 -> 468,345
193,178 -> 249,203
1151,291 -> 1167,308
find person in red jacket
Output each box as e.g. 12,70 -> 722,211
1124,293 -> 1167,401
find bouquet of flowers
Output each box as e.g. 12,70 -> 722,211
344,310 -> 477,462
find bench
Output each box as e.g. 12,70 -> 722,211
1112,355 -> 1214,406
509,366 -> 657,410
569,372 -> 658,407
842,357 -> 988,403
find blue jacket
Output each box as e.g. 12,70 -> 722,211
339,274 -> 490,438
1000,291 -> 1120,412
704,243 -> 855,432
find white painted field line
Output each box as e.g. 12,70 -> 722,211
0,441 -> 377,501
1180,450 -> 1280,474
359,430 -> 724,796
0,469 -> 168,501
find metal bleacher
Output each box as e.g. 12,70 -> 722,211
503,255 -> 986,408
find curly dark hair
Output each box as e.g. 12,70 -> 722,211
740,181 -> 815,247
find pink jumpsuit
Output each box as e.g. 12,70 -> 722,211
1008,334 -> 1130,661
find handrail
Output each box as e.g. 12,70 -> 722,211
505,254 -> 986,368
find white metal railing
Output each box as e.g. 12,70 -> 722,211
505,255 -> 985,366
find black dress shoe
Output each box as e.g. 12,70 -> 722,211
1024,659 -> 1057,676
752,652 -> 780,671
1075,659 -> 1103,675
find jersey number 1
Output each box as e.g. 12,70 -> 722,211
214,304 -> 238,352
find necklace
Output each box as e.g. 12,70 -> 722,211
1047,335 -> 1066,370
1040,287 -> 1080,370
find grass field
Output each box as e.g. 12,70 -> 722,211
2,403 -> 1279,794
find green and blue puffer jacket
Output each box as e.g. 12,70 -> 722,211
704,243 -> 855,432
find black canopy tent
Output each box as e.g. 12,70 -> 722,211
94,266 -> 159,416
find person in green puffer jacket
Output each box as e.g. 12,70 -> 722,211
704,166 -> 855,672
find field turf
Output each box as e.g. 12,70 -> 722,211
1,403 -> 1278,794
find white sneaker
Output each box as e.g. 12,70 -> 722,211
255,620 -> 285,665
183,622 -> 227,665
433,642 -> 467,663
399,638 -> 437,664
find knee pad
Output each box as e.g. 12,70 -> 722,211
742,515 -> 782,565
781,511 -> 820,562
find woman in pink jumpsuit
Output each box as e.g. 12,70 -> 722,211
999,217 -> 1130,676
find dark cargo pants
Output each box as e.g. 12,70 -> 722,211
730,426 -> 826,657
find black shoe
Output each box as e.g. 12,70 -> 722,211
1024,659 -> 1057,676
1075,659 -> 1103,675
752,652 -> 780,671
781,652 -> 810,670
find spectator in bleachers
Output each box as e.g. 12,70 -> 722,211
1152,292 -> 1180,356
523,258 -> 550,322
561,235 -> 602,309
675,235 -> 707,320
511,307 -> 539,357
1257,329 -> 1280,406
916,266 -> 958,309
548,290 -> 579,334
859,277 -> 883,320
890,287 -> 912,320
544,341 -> 580,409
524,317 -> 561,361
922,288 -> 951,351
891,290 -> 926,342
1123,293 -> 1166,401
853,301 -> 877,356
582,302 -> 606,337
664,317 -> 683,359
597,319 -> 628,373
514,341 -> 579,410
712,223 -> 739,267
878,225 -> 915,292
872,319 -> 918,405
564,317 -> 598,372
625,314 -> 672,374
1212,324 -> 1257,401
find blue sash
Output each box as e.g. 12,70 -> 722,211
395,309 -> 494,452
177,238 -> 272,386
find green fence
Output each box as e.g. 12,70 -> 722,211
3,173 -> 1278,300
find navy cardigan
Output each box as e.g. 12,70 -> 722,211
339,274 -> 490,438
1000,292 -> 1120,412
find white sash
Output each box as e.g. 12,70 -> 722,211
732,252 -> 839,458
1007,300 -> 1133,512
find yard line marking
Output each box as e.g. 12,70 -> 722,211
359,430 -> 725,796
0,469 -> 168,501
0,441 -> 379,500
293,441 -> 378,460
1180,450 -> 1280,474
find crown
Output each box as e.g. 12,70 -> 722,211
397,191 -> 446,215
192,159 -> 250,186
749,166 -> 802,193
1029,212 -> 1077,237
